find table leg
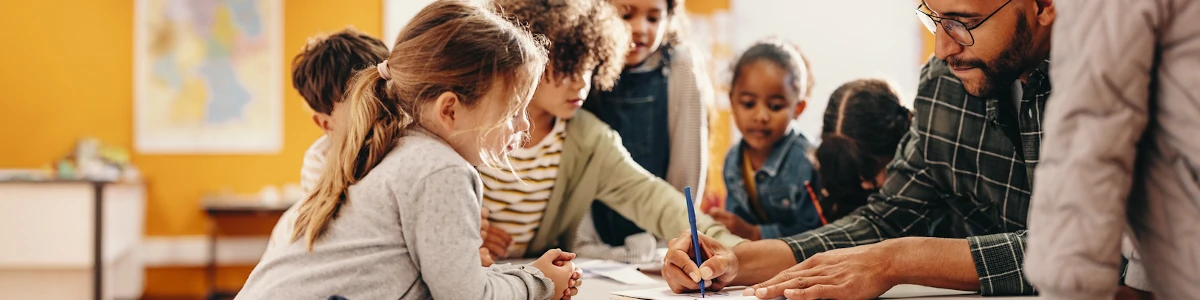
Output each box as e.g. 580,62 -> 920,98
207,217 -> 218,300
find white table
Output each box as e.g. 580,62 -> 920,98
572,270 -> 1032,300
500,258 -> 1034,300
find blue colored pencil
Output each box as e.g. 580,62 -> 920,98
683,186 -> 705,298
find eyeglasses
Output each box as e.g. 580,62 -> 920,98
916,0 -> 1014,46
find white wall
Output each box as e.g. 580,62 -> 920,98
382,0 -> 437,48
383,0 -> 926,142
729,0 -> 923,141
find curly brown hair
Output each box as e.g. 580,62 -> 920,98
493,0 -> 629,90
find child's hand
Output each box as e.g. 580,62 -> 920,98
707,209 -> 762,240
531,249 -> 576,300
479,209 -> 495,266
483,226 -> 513,258
480,208 -> 513,258
553,257 -> 583,300
479,247 -> 495,267
480,209 -> 490,238
562,266 -> 582,300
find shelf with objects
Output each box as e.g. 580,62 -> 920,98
0,138 -> 145,300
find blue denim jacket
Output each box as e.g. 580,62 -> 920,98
723,126 -> 822,239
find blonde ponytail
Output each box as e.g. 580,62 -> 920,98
290,0 -> 547,251
291,67 -> 415,250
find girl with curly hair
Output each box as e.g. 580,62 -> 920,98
480,0 -> 743,264
579,0 -> 718,258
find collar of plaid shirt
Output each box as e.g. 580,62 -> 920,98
987,60 -> 1053,179
919,57 -> 1052,236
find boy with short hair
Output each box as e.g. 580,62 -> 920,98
267,28 -> 388,253
290,28 -> 390,194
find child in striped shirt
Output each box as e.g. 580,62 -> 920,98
480,0 -> 744,265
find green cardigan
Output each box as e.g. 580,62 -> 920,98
522,110 -> 745,257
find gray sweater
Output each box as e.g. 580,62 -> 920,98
237,130 -> 554,300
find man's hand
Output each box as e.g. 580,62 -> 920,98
744,241 -> 899,300
708,209 -> 762,240
662,232 -> 739,293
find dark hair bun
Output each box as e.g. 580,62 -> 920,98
815,79 -> 911,221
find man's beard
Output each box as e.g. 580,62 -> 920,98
946,13 -> 1033,98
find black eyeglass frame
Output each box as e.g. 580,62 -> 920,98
916,0 -> 1016,46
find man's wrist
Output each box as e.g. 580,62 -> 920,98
727,241 -> 752,286
879,237 -> 911,286
883,237 -> 980,291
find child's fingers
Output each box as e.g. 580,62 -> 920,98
707,206 -> 724,215
560,252 -> 577,261
482,240 -> 508,258
539,248 -> 564,260
479,248 -> 495,267
548,250 -> 576,262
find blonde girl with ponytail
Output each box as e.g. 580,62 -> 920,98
237,1 -> 582,299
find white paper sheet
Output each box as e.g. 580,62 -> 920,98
878,284 -> 975,298
612,284 -> 975,300
611,287 -> 772,300
576,260 -> 658,285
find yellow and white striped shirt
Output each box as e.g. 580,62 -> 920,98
478,118 -> 567,257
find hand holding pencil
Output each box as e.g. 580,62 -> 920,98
661,231 -> 740,294
662,186 -> 740,295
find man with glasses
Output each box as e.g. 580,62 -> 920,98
660,0 -> 1063,299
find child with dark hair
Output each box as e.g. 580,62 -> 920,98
815,79 -> 911,221
266,28 -> 388,253
708,38 -> 820,240
581,0 -> 716,254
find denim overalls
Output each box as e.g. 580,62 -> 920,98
583,49 -> 672,246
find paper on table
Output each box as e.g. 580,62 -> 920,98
611,287 -> 777,300
612,284 -> 974,300
577,260 -> 658,285
633,248 -> 671,272
878,284 -> 975,298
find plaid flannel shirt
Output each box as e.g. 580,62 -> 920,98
780,57 -> 1051,296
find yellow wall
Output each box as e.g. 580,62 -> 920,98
0,0 -> 381,234
923,27 -> 936,59
0,0 -> 381,296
